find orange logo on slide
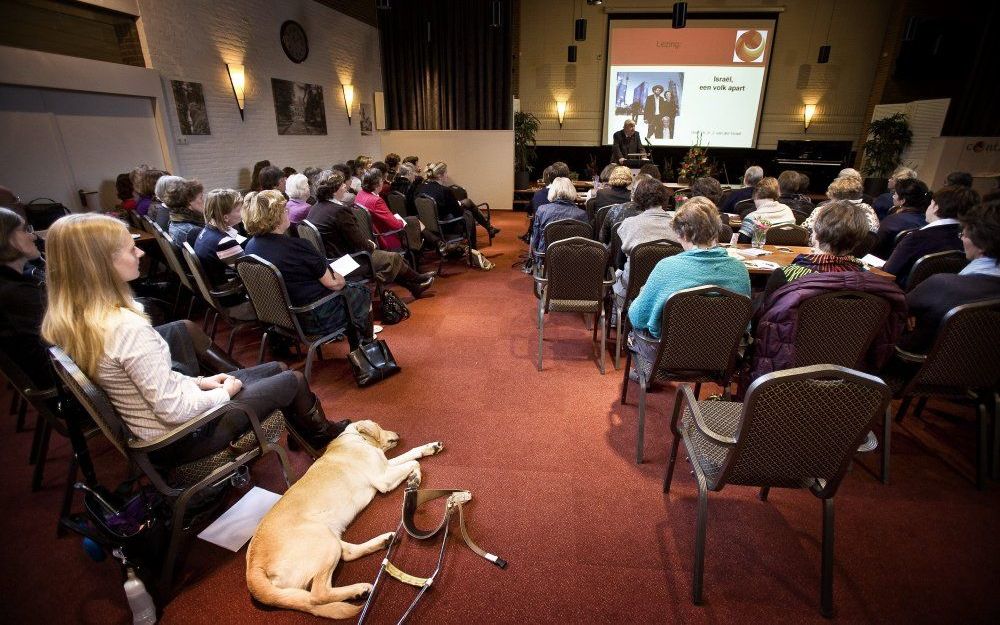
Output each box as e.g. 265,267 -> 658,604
734,30 -> 766,63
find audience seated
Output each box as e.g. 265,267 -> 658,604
284,173 -> 312,224
690,176 -> 723,207
307,171 -> 434,298
594,166 -> 633,210
837,167 -> 875,205
350,155 -> 372,193
796,171 -> 811,197
802,176 -> 879,234
389,162 -> 420,216
249,159 -> 271,192
41,213 -> 353,463
192,188 -> 251,309
530,177 -> 587,258
417,162 -> 494,248
945,171 -> 973,188
637,163 -> 661,180
384,153 -> 401,180
873,167 -> 917,219
355,169 -> 405,251
369,161 -> 393,199
885,184 -> 978,287
737,177 -> 795,243
627,198 -> 750,367
900,200 -> 1000,354
162,177 -> 205,246
0,207 -> 51,387
873,178 -> 931,259
761,200 -> 870,302
599,174 -> 644,245
113,173 -> 137,217
720,165 -> 763,213
612,178 -> 680,309
257,165 -> 287,195
402,155 -> 419,170
777,170 -> 813,220
135,168 -> 166,217
331,163 -> 357,204
281,166 -> 297,179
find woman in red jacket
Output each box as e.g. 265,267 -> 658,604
355,168 -> 406,251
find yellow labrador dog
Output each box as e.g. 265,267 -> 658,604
246,420 -> 443,619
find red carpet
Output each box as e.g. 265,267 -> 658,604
2,212 -> 998,624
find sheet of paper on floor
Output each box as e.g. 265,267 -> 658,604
197,487 -> 282,552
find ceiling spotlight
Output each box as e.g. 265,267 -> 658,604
586,0 -> 603,5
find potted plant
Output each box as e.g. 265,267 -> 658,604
514,111 -> 540,190
861,113 -> 912,196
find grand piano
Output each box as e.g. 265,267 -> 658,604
774,140 -> 853,193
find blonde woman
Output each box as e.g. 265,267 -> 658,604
193,188 -> 251,307
41,213 -> 349,465
416,161 -> 498,245
737,177 -> 796,243
801,176 -> 879,234
243,190 -> 373,348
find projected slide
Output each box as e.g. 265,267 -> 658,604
605,19 -> 776,149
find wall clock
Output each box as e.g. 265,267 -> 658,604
280,20 -> 309,64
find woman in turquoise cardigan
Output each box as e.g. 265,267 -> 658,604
628,198 -> 751,350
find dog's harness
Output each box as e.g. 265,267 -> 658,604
357,481 -> 507,624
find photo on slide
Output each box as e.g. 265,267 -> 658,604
613,71 -> 684,143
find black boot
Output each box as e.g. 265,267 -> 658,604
287,398 -> 350,453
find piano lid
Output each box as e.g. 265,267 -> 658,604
775,140 -> 853,164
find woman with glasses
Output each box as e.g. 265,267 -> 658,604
872,178 -> 931,259
0,207 -> 50,386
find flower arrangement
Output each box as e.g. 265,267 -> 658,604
677,132 -> 712,182
750,217 -> 772,248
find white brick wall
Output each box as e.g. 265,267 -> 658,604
138,0 -> 383,189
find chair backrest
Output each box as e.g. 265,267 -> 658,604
544,237 -> 609,311
719,365 -> 890,495
585,197 -> 598,223
906,250 -> 969,292
234,255 -> 301,335
149,221 -> 195,291
386,191 -> 407,217
609,221 -> 625,270
908,298 -> 1000,392
624,239 -> 682,304
449,184 -> 468,202
594,203 -> 614,240
735,198 -> 756,219
791,208 -> 811,225
181,242 -> 222,310
719,188 -> 735,207
150,201 -> 170,231
297,220 -> 326,256
48,346 -> 131,457
544,218 -> 592,250
652,285 -> 752,382
414,194 -> 443,236
765,224 -> 810,246
851,231 -> 878,258
895,227 -> 917,244
792,290 -> 891,369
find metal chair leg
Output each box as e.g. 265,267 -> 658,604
598,308 -> 606,375
759,486 -> 770,501
692,473 -> 709,605
894,396 -> 912,423
31,419 -> 53,492
912,397 -> 928,422
614,305 -> 622,371
881,405 -> 891,485
636,382 -> 647,464
693,383 -> 702,400
304,342 -> 320,382
537,298 -> 545,371
820,498 -> 835,618
976,399 -> 988,490
992,392 -> 999,481
257,331 -> 269,364
621,350 -> 632,405
664,398 -> 684,492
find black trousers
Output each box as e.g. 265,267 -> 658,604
149,323 -> 313,467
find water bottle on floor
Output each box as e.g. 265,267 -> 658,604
124,568 -> 157,625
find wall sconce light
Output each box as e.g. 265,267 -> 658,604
803,104 -> 817,132
226,64 -> 245,120
342,84 -> 355,125
556,100 -> 567,129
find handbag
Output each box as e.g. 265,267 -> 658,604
380,289 -> 411,325
348,339 -> 401,387
470,248 -> 495,271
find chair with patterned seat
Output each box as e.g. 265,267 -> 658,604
415,194 -> 470,275
609,239 -> 682,370
180,243 -> 258,355
49,345 -> 294,596
663,365 -> 889,618
892,298 -> 1000,488
623,285 -> 752,463
531,218 -> 594,298
765,224 -> 810,246
534,237 -> 612,374
235,254 -> 349,382
905,250 -> 969,292
148,220 -> 199,317
450,184 -> 494,246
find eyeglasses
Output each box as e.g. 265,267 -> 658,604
22,224 -> 34,235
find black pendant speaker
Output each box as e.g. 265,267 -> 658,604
575,18 -> 587,41
672,2 -> 687,29
567,45 -> 578,63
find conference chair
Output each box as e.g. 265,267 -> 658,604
235,255 -> 350,382
892,299 -> 1000,489
663,365 -> 888,618
609,239 -> 682,370
765,224 -> 810,246
450,184 -> 494,246
895,228 -> 918,245
906,250 -> 969,292
49,345 -> 293,597
791,207 -> 812,225
534,237 -> 613,374
180,243 -> 258,355
623,286 -> 752,463
584,196 -> 598,226
608,221 -> 626,270
148,221 -> 199,318
531,218 -> 593,298
415,194 -> 471,275
386,190 -> 409,218
353,205 -> 416,270
735,198 -> 756,219
296,219 -> 382,305
594,204 -> 614,242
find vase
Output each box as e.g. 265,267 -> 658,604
751,227 -> 767,249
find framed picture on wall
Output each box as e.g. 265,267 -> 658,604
271,78 -> 327,135
171,80 -> 210,135
359,103 -> 373,135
